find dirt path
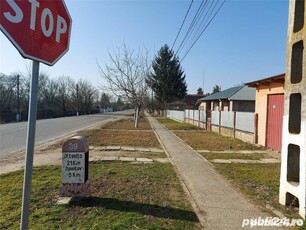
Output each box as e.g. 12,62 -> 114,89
0,140 -> 64,175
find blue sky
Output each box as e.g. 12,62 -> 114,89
0,0 -> 289,95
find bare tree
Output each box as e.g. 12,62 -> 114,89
100,92 -> 111,109
97,44 -> 150,128
37,73 -> 51,118
0,73 -> 16,109
76,79 -> 98,114
57,76 -> 75,115
39,76 -> 59,118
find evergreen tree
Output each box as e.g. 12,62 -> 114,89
148,44 -> 187,109
197,87 -> 204,94
212,85 -> 221,94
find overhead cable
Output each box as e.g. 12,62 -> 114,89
171,0 -> 227,62
181,0 -> 226,62
171,0 -> 194,52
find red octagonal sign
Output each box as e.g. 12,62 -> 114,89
0,0 -> 72,66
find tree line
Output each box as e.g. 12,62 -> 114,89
98,43 -> 188,127
1,43 -> 218,125
0,73 -> 129,123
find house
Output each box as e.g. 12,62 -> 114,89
245,73 -> 285,151
183,94 -> 209,109
196,85 -> 256,112
167,94 -> 208,110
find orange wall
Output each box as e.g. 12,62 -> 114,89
255,83 -> 284,146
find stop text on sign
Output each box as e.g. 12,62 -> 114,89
0,0 -> 71,66
4,0 -> 67,43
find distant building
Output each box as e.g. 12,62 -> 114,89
100,108 -> 113,113
196,85 -> 256,112
167,94 -> 209,110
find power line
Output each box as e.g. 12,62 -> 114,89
177,0 -> 214,58
189,0 -> 215,48
180,0 -> 227,62
181,0 -> 218,57
171,0 -> 194,52
175,0 -> 207,57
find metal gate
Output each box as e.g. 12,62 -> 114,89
266,94 -> 284,151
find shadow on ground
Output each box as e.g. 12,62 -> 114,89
69,197 -> 199,223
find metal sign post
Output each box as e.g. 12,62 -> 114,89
20,60 -> 40,230
0,1 -> 71,228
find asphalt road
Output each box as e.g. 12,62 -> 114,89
0,111 -> 132,157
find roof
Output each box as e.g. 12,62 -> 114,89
183,94 -> 208,104
197,85 -> 255,102
230,85 -> 256,101
245,73 -> 285,87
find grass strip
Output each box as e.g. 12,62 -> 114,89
174,131 -> 262,151
200,152 -> 266,161
157,118 -> 202,130
214,163 -> 305,229
77,118 -> 161,148
104,117 -> 152,130
0,162 -> 201,230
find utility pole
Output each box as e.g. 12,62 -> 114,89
76,83 -> 79,116
151,89 -> 154,114
202,66 -> 205,94
16,74 -> 21,122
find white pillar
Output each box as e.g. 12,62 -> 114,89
229,101 -> 233,111
279,0 -> 306,219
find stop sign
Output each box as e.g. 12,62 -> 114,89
0,0 -> 72,66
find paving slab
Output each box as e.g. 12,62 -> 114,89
56,197 -> 72,205
211,159 -> 232,164
134,147 -> 151,152
149,148 -> 164,153
136,158 -> 153,163
197,150 -> 211,153
119,157 -> 135,162
143,152 -> 160,155
121,146 -> 136,151
261,158 -> 281,163
100,156 -> 119,161
105,146 -> 121,151
95,146 -> 106,151
89,157 -> 97,162
229,159 -> 262,164
155,158 -> 170,163
147,115 -> 284,230
238,150 -> 261,154
211,159 -> 281,164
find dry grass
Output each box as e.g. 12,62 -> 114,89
104,117 -> 152,130
174,131 -> 263,151
200,152 -> 266,160
157,118 -> 202,130
79,129 -> 160,148
77,118 -> 161,148
0,163 -> 201,229
215,163 -> 306,229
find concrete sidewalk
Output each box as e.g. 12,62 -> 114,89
147,115 -> 283,230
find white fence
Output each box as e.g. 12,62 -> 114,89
200,111 -> 206,122
211,111 -> 219,125
236,112 -> 254,133
167,110 -> 185,122
166,109 -> 255,134
221,111 -> 235,128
